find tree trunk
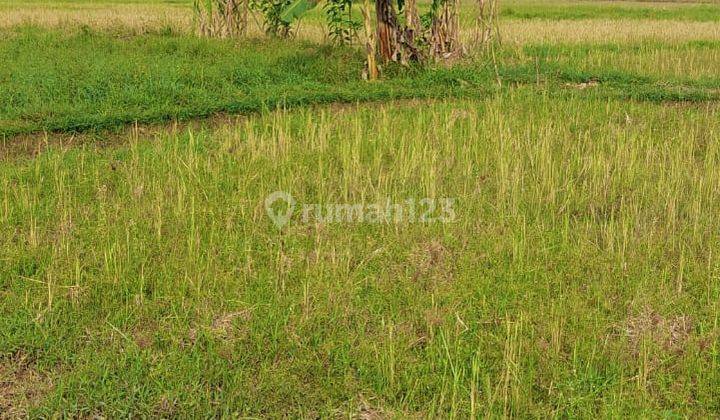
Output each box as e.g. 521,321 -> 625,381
405,0 -> 420,41
375,0 -> 399,62
431,0 -> 462,60
195,0 -> 249,38
362,0 -> 379,80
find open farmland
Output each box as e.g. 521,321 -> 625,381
1,0 -> 720,417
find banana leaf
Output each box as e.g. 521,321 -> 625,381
280,0 -> 321,23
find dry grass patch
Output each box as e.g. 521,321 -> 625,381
210,310 -> 253,338
355,400 -> 390,419
0,353 -> 52,419
0,2 -> 332,41
499,19 -> 720,45
624,306 -> 694,355
0,3 -> 191,32
409,240 -> 454,286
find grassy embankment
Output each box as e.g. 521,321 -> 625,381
2,25 -> 720,138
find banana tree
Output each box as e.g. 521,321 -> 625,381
279,0 -> 321,23
194,0 -> 249,38
280,0 -> 471,64
280,0 -> 412,61
280,0 -> 359,44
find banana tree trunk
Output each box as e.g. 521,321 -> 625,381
375,0 -> 399,62
405,0 -> 420,40
431,0 -> 462,59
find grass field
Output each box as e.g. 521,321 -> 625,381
1,0 -> 720,417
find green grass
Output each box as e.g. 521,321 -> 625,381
2,0 -> 720,417
523,40 -> 720,78
2,92 -> 720,416
0,26 -> 493,137
2,26 -> 720,138
500,2 -> 720,22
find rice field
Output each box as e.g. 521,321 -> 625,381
1,0 -> 720,417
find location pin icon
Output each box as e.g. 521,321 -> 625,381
265,191 -> 296,229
